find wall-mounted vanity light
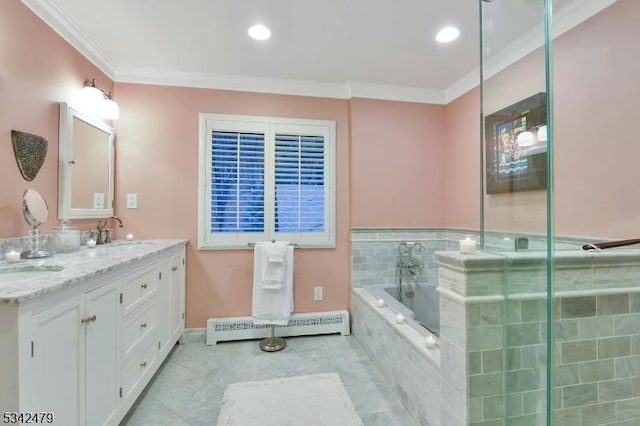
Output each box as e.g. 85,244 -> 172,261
79,78 -> 120,120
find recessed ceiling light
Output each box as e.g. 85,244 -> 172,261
248,24 -> 271,41
435,26 -> 460,43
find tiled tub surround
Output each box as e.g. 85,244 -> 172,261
351,229 -> 640,426
351,228 -> 458,288
350,227 -> 586,289
352,287 -> 442,426
436,249 -> 640,426
350,228 -> 500,426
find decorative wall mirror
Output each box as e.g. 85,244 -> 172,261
58,102 -> 115,219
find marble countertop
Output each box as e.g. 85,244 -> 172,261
0,239 -> 187,305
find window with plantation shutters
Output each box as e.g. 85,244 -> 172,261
211,131 -> 264,233
198,114 -> 335,249
274,134 -> 325,233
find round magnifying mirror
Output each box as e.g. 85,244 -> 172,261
23,189 -> 49,227
21,189 -> 51,259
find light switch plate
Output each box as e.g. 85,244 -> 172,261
126,193 -> 138,209
313,286 -> 323,301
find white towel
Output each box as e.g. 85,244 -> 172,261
261,241 -> 289,289
252,243 -> 294,326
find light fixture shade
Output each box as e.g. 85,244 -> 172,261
516,131 -> 535,147
79,85 -> 104,109
537,125 -> 547,141
101,98 -> 120,120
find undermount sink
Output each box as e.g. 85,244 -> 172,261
0,264 -> 64,282
101,240 -> 156,247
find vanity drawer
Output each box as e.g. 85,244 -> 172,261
122,336 -> 158,408
122,267 -> 157,317
123,299 -> 157,361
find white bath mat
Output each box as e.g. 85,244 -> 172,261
216,373 -> 363,426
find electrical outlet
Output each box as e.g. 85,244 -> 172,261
313,286 -> 323,301
93,193 -> 105,209
126,193 -> 138,209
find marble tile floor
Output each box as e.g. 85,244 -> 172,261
120,334 -> 418,426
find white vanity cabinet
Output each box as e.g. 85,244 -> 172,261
120,262 -> 161,410
85,281 -> 121,425
169,253 -> 186,344
27,279 -> 121,426
27,293 -> 86,426
0,240 -> 186,426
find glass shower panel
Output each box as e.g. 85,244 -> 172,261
551,1 -> 640,425
479,1 -> 552,425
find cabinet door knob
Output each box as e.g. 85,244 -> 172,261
140,322 -> 147,329
81,315 -> 97,325
171,266 -> 178,272
140,361 -> 147,368
141,283 -> 148,289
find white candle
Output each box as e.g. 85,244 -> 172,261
376,299 -> 385,308
425,335 -> 437,349
87,239 -> 96,248
126,233 -> 134,241
395,313 -> 405,324
459,237 -> 477,255
5,250 -> 21,263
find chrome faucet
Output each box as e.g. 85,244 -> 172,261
398,255 -> 422,281
395,241 -> 424,303
96,220 -> 107,244
111,216 -> 124,228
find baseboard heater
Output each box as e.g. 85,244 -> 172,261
206,310 -> 350,345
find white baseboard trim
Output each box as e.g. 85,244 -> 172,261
180,328 -> 207,344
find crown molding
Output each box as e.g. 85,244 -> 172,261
115,68 -> 448,104
347,82 -> 445,104
444,70 -> 480,104
115,68 -> 352,99
444,0 -> 620,103
20,0 -> 116,78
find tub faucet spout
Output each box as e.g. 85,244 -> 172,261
407,263 -> 422,281
111,216 -> 124,228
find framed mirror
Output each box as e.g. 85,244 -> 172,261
58,102 -> 115,219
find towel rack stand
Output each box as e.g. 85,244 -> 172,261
251,240 -> 294,352
259,325 -> 286,352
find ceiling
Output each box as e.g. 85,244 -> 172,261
22,0 -> 614,103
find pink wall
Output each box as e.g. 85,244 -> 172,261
449,0 -> 640,238
552,0 -> 640,239
350,98 -> 447,227
112,84 -> 351,327
444,87 -> 481,229
0,0 -> 113,238
482,49 -> 548,234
